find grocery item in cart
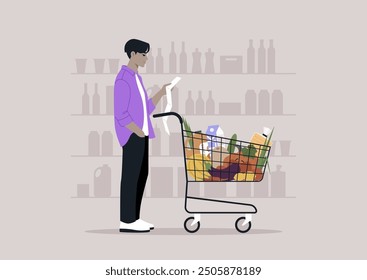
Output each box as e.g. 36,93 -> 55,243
183,118 -> 208,157
208,162 -> 240,181
234,172 -> 255,181
210,145 -> 230,168
206,125 -> 224,149
198,125 -> 225,158
250,127 -> 273,156
186,153 -> 211,181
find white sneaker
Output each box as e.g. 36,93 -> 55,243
119,220 -> 150,233
138,219 -> 154,230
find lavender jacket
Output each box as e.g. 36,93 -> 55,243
114,65 -> 156,147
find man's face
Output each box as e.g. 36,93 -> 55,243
130,51 -> 148,67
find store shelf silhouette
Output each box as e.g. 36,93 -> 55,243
181,89 -> 295,116
79,83 -> 114,116
73,40 -> 295,75
75,58 -> 120,74
74,86 -> 295,117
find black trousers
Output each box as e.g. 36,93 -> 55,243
120,134 -> 149,223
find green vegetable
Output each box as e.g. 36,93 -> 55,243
204,162 -> 212,171
227,134 -> 237,154
241,144 -> 257,158
256,127 -> 274,171
183,118 -> 193,148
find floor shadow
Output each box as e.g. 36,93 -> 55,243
86,228 -> 282,235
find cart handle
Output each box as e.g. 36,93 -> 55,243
153,112 -> 183,124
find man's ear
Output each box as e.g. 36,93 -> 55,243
130,51 -> 136,57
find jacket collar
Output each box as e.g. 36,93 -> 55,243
122,65 -> 139,76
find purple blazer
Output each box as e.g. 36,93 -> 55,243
114,65 -> 156,147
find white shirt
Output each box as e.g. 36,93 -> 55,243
135,74 -> 149,136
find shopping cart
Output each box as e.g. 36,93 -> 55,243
153,112 -> 271,233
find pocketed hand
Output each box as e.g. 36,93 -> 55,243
135,130 -> 145,138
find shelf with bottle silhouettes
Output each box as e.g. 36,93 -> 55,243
73,40 -> 295,76
181,88 -> 295,116
73,77 -> 295,117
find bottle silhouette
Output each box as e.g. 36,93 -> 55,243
271,165 -> 286,197
267,39 -> 275,73
88,131 -> 100,156
272,89 -> 283,115
206,90 -> 215,115
156,48 -> 164,74
247,39 -> 255,74
245,89 -> 257,115
258,39 -> 266,74
172,87 -> 179,112
101,131 -> 113,156
169,42 -> 177,74
105,85 -> 114,115
185,90 -> 195,115
146,48 -> 154,74
82,83 -> 89,115
254,174 -> 268,197
179,41 -> 187,74
195,91 -> 205,115
204,48 -> 215,74
170,133 -> 182,156
258,89 -> 270,115
192,48 -> 202,74
94,164 -> 111,197
152,124 -> 161,156
92,83 -> 100,115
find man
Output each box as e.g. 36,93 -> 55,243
114,39 -> 171,232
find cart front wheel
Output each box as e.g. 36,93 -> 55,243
235,217 -> 252,233
184,217 -> 200,233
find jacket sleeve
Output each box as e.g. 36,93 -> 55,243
147,98 -> 156,115
114,79 -> 132,127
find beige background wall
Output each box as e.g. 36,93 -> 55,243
0,0 -> 366,259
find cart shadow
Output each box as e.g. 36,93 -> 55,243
86,228 -> 282,235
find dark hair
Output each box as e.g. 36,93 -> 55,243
124,39 -> 150,58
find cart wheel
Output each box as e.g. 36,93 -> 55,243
235,217 -> 252,233
184,217 -> 200,233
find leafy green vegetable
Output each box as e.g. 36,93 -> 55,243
241,144 -> 257,158
227,134 -> 237,154
183,118 -> 193,148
